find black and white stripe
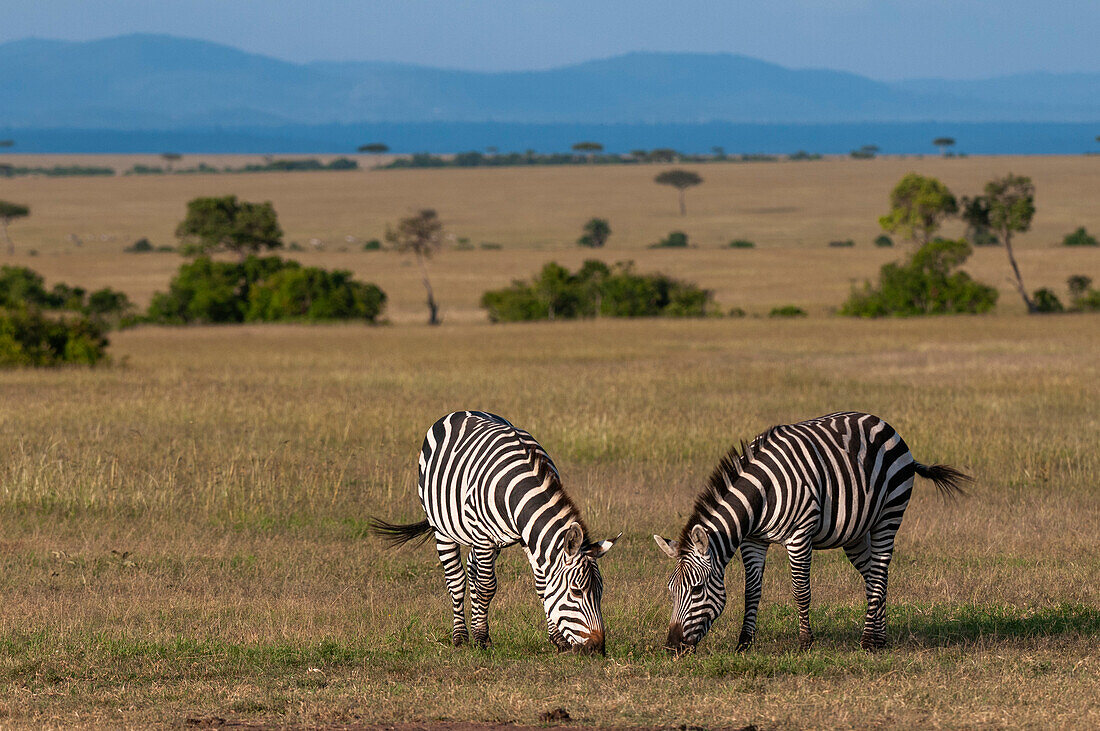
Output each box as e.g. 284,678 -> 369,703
371,411 -> 618,654
655,411 -> 969,653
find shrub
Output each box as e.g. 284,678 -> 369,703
480,259 -> 714,322
828,239 -> 855,247
769,305 -> 807,318
124,238 -> 154,253
362,239 -> 382,251
650,231 -> 689,248
1062,227 -> 1098,247
578,218 -> 611,248
1031,288 -> 1064,313
0,266 -> 52,309
728,239 -> 755,249
0,308 -> 108,367
146,256 -> 386,324
840,238 -> 998,317
727,307 -> 747,317
1068,275 -> 1100,312
874,234 -> 894,248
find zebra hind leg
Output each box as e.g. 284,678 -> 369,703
844,532 -> 893,651
786,536 -> 815,650
737,540 -> 769,651
468,547 -> 500,648
435,536 -> 469,646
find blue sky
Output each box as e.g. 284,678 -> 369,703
2,0 -> 1097,79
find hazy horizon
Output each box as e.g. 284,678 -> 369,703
2,1 -> 1098,80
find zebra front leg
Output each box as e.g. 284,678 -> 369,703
467,547 -> 500,648
435,537 -> 469,646
786,537 -> 815,650
737,540 -> 769,651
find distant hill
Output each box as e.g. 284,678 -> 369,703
2,34 -> 1099,129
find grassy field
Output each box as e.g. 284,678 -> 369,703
0,157 -> 1098,728
1,155 -> 1098,320
0,316 -> 1098,728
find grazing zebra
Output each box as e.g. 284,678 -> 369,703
653,411 -> 969,654
370,411 -> 619,654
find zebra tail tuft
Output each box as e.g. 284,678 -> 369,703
914,462 -> 972,499
367,517 -> 434,548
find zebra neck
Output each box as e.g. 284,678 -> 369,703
517,493 -> 583,575
694,477 -> 765,565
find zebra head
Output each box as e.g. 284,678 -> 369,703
543,521 -> 619,655
654,524 -> 726,655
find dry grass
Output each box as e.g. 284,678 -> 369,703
2,155 -> 1098,321
1,316 -> 1098,728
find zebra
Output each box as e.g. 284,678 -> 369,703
370,411 -> 619,654
653,411 -> 970,654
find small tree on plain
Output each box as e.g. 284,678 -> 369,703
980,173 -> 1038,313
0,201 -> 30,255
578,218 -> 611,248
175,195 -> 283,260
386,209 -> 445,325
933,137 -> 956,156
0,140 -> 13,148
161,152 -> 182,172
654,169 -> 703,216
571,141 -> 603,161
878,173 -> 957,245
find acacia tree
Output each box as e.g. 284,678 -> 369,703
175,195 -> 283,260
0,201 -> 30,255
571,141 -> 603,161
0,140 -> 13,148
578,218 -> 611,248
386,209 -> 445,325
358,143 -> 389,155
933,137 -> 956,156
161,152 -> 182,172
878,173 -> 957,245
654,169 -> 703,216
979,174 -> 1038,313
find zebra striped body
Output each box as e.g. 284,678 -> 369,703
373,411 -> 617,653
655,411 -> 968,652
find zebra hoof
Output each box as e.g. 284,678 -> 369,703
798,632 -> 815,651
860,634 -> 886,651
473,635 -> 492,649
736,632 -> 754,652
452,633 -> 469,647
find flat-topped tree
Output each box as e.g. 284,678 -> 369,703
386,209 -> 446,325
654,169 -> 703,216
358,143 -> 389,155
878,173 -> 957,245
572,141 -> 603,161
175,195 -> 283,260
0,140 -> 13,148
933,137 -> 956,156
578,218 -> 611,248
161,152 -> 182,172
0,201 -> 30,255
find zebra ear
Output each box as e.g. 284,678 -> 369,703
592,532 -> 621,558
653,534 -> 679,559
563,521 -> 584,557
690,525 -> 710,557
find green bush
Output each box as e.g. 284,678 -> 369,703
1062,227 -> 1098,247
1067,275 -> 1100,312
125,238 -> 154,253
146,256 -> 386,324
650,231 -> 689,248
828,239 -> 855,248
362,239 -> 382,251
1031,288 -> 1064,313
840,238 -> 998,317
0,308 -> 108,367
480,259 -> 714,322
728,239 -> 755,249
874,234 -> 894,248
769,305 -> 807,318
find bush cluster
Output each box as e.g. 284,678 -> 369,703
146,256 -> 386,324
650,231 -> 689,248
1062,227 -> 1098,247
840,239 -> 998,317
0,266 -> 134,323
480,260 -> 714,322
0,308 -> 108,367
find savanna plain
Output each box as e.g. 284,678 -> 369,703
0,156 -> 1098,728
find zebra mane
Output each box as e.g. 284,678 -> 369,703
526,444 -> 591,543
677,427 -> 777,555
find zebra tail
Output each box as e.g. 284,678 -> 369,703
367,517 -> 434,548
913,462 -> 972,498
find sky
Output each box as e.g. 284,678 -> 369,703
1,0 -> 1098,80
